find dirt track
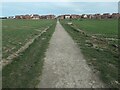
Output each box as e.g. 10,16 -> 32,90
36,21 -> 105,88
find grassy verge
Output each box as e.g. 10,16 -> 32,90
2,19 -> 55,59
60,20 -> 119,88
2,23 -> 56,88
72,19 -> 118,37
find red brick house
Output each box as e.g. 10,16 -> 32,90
46,15 -> 55,19
22,15 -> 31,19
39,15 -> 55,19
15,15 -> 23,19
40,15 -> 47,19
58,15 -> 65,19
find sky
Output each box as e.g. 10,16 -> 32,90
1,2 -> 119,17
1,0 -> 120,2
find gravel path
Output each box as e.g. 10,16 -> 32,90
36,21 -> 105,88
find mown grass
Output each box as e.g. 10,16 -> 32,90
2,21 -> 56,88
63,19 -> 118,38
2,19 -> 55,59
60,19 -> 119,88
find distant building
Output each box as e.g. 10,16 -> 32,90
64,14 -> 71,19
46,15 -> 55,19
8,16 -> 14,19
101,13 -> 111,19
22,15 -> 31,19
111,13 -> 120,19
40,15 -> 46,19
12,13 -> 120,20
94,14 -> 101,19
81,14 -> 88,19
71,14 -> 81,19
87,14 -> 93,19
15,15 -> 23,19
58,14 -> 71,19
31,14 -> 40,19
58,15 -> 65,19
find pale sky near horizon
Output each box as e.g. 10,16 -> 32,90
1,2 -> 119,17
1,0 -> 120,2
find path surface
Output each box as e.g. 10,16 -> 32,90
36,21 -> 105,88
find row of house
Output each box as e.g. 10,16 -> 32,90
58,14 -> 81,19
1,13 -> 120,20
58,13 -> 120,19
5,14 -> 56,19
15,14 -> 56,19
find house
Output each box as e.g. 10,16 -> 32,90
87,14 -> 93,19
15,15 -> 31,19
71,14 -> 81,19
58,15 -> 65,19
46,15 -> 55,19
39,15 -> 55,19
111,13 -> 120,19
90,15 -> 96,19
64,14 -> 71,19
22,15 -> 31,19
40,15 -> 47,19
101,13 -> 111,19
58,14 -> 71,19
8,16 -> 14,19
81,14 -> 88,19
31,14 -> 40,19
94,14 -> 101,19
15,15 -> 22,19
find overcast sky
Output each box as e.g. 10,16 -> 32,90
1,2 -> 118,17
1,0 -> 120,2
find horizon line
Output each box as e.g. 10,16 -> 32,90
0,12 -> 119,17
1,12 -> 119,17
1,0 -> 120,2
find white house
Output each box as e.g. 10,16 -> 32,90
83,14 -> 88,18
65,15 -> 71,19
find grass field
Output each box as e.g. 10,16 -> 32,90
2,19 -> 119,88
64,19 -> 118,38
60,19 -> 119,88
2,20 -> 56,88
2,19 -> 56,59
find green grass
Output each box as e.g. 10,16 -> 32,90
2,22 -> 56,88
2,19 -> 56,59
60,19 -> 119,88
63,19 -> 118,37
